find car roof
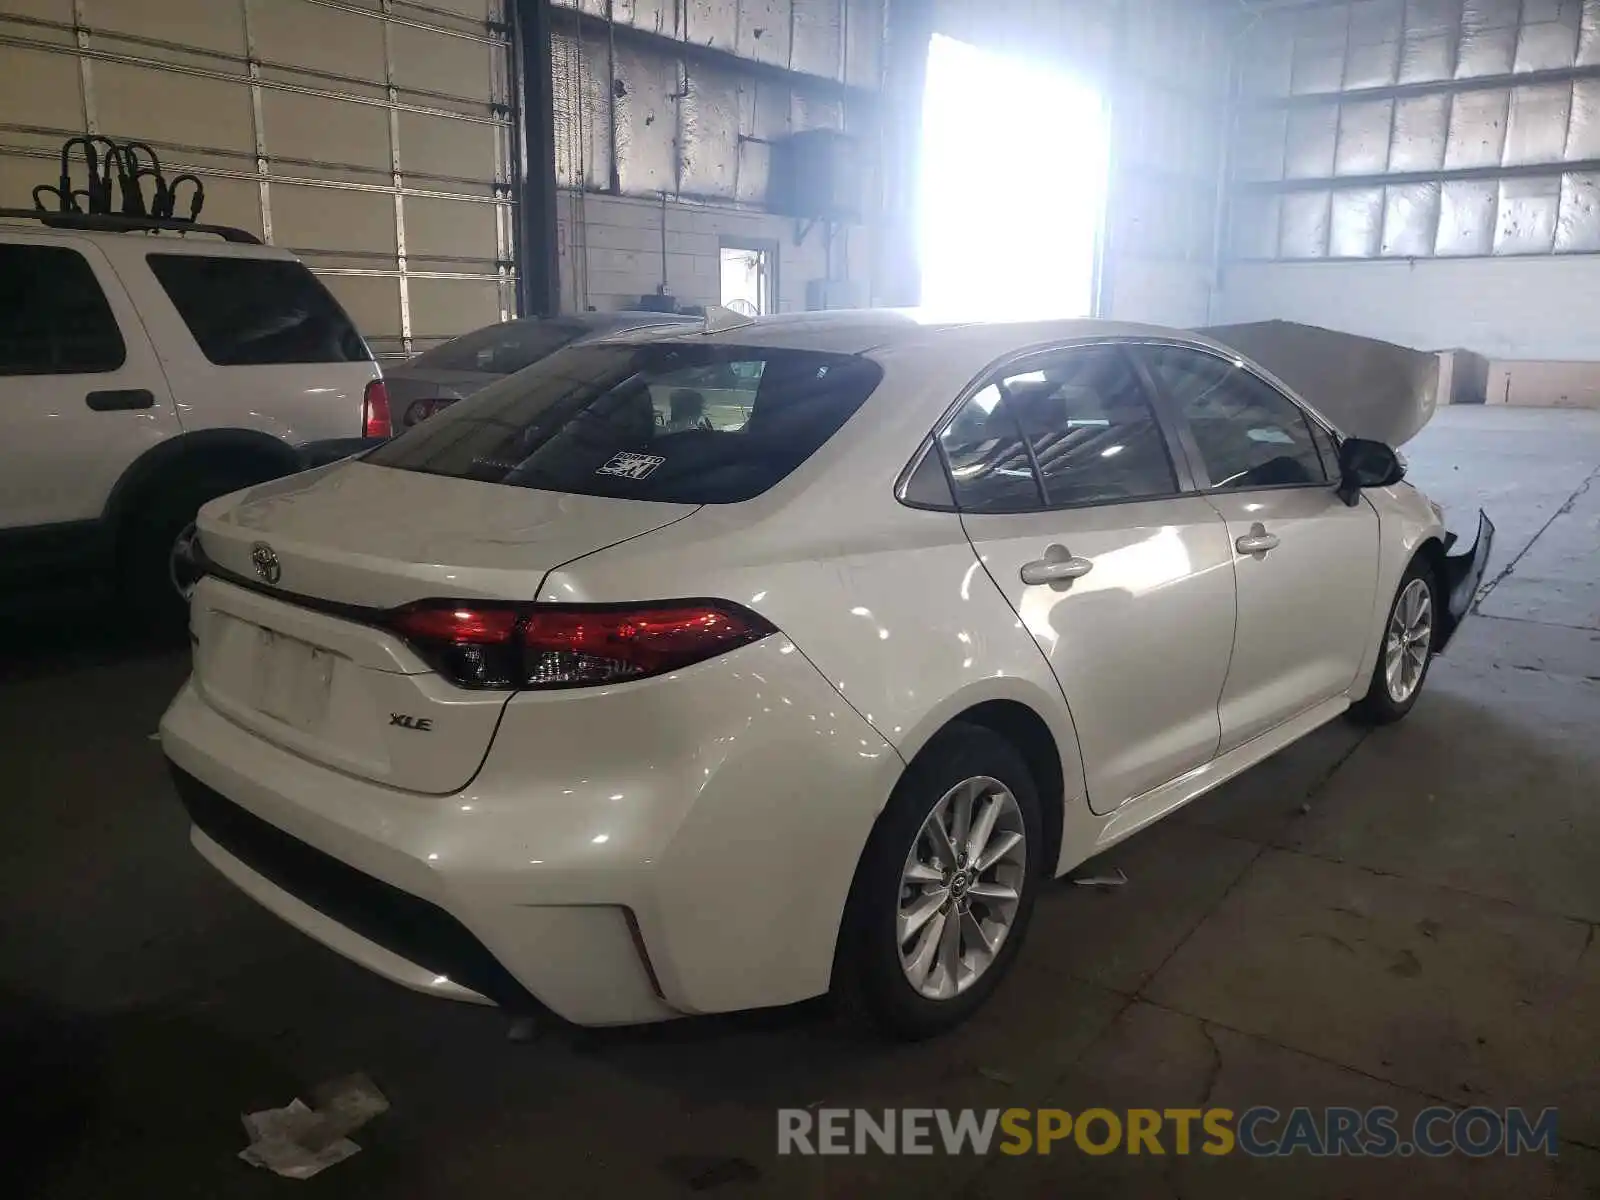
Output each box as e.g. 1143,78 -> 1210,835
596,308 -> 1208,358
500,311 -> 697,332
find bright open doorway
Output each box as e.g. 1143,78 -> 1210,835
719,241 -> 776,315
918,34 -> 1109,322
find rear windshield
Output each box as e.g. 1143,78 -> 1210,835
147,254 -> 371,366
364,343 -> 883,504
407,320 -> 585,376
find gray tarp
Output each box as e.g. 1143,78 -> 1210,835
1196,320 -> 1439,448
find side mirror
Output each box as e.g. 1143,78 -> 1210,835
1336,437 -> 1405,506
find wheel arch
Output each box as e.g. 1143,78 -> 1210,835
103,427 -> 303,536
941,700 -> 1065,880
1412,534 -> 1450,648
887,686 -> 1081,884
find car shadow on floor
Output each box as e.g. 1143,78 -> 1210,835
0,602 -> 186,686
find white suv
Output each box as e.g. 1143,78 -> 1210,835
0,210 -> 384,617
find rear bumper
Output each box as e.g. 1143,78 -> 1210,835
1436,508 -> 1495,651
159,636 -> 901,1024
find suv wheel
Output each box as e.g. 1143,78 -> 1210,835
120,473 -> 256,629
835,724 -> 1042,1039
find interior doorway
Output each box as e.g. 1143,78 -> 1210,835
719,241 -> 777,315
918,34 -> 1109,322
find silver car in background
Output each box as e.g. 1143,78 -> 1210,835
386,311 -> 697,429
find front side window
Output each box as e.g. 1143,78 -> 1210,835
0,243 -> 125,375
1143,345 -> 1328,490
364,343 -> 881,504
146,254 -> 370,366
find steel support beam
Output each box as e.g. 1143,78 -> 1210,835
875,0 -> 933,308
511,0 -> 559,316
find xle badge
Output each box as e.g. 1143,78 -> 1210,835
390,713 -> 433,732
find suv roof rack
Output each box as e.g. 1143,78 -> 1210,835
0,207 -> 262,245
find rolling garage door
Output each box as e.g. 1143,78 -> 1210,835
0,0 -> 515,359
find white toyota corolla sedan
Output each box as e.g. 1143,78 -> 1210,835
160,312 -> 1491,1038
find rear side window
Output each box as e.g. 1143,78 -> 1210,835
938,385 -> 1043,513
1004,347 -> 1178,506
935,346 -> 1178,514
147,254 -> 370,366
364,343 -> 882,504
0,244 -> 125,375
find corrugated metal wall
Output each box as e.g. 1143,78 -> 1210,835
1229,0 -> 1600,262
550,0 -> 880,201
0,0 -> 516,359
546,0 -> 882,312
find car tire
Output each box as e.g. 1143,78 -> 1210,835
834,723 -> 1043,1040
119,472 -> 257,631
1349,557 -> 1440,725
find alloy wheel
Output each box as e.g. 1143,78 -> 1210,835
1384,577 -> 1433,703
896,776 -> 1027,1000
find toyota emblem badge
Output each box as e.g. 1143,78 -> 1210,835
250,542 -> 282,585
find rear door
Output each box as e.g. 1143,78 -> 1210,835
111,244 -> 379,444
1136,342 -> 1379,750
943,344 -> 1236,813
0,235 -> 179,532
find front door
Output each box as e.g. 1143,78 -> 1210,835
1137,343 -> 1380,750
942,344 -> 1236,813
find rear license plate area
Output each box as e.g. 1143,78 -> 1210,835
252,626 -> 336,732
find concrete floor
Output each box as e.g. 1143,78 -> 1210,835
3,405 -> 1598,1198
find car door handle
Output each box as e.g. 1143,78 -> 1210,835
1020,546 -> 1094,586
86,388 -> 155,411
1235,522 -> 1280,556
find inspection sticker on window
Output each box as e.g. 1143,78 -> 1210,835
597,451 -> 666,480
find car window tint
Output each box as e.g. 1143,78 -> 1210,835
938,384 -> 1044,513
146,254 -> 371,366
365,343 -> 881,504
0,244 -> 125,375
1145,345 -> 1328,490
1003,347 -> 1177,506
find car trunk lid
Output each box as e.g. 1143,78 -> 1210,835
196,460 -> 697,608
189,462 -> 696,793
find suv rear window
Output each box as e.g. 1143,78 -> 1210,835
146,254 -> 370,366
364,343 -> 883,504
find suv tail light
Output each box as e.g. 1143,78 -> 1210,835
362,378 -> 392,438
385,600 -> 777,689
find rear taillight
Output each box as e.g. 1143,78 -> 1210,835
386,600 -> 776,689
362,378 -> 392,438
402,397 -> 458,427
